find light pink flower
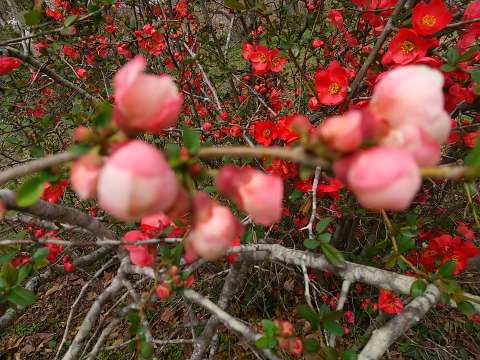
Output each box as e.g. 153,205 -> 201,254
370,65 -> 450,144
216,165 -> 283,226
113,56 -> 183,134
97,140 -> 179,220
70,153 -> 103,200
319,110 -> 364,153
381,125 -> 440,166
336,147 -> 421,211
188,193 -> 243,261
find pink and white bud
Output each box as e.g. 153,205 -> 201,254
216,165 -> 284,226
97,140 -> 179,220
187,193 -> 243,261
370,65 -> 450,144
123,230 -> 156,267
113,56 -> 183,134
319,110 -> 364,153
381,125 -> 441,166
70,153 -> 103,200
336,147 -> 421,211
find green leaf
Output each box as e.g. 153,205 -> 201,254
16,174 -> 46,207
24,10 -> 41,26
304,238 -> 321,249
0,277 -> 7,289
320,242 -> 345,266
304,339 -> 320,353
323,319 -> 344,336
316,218 -> 331,233
471,69 -> 480,83
298,305 -> 320,331
64,15 -> 78,27
440,64 -> 456,72
182,126 -> 201,154
437,260 -> 457,278
0,252 -> 16,265
261,319 -> 277,337
446,48 -> 460,65
457,301 -> 475,316
324,346 -> 338,360
92,103 -> 112,128
458,46 -> 479,63
140,341 -> 153,359
225,0 -> 246,11
410,279 -> 427,298
174,243 -> 184,266
16,264 -> 31,285
318,233 -> 332,243
397,233 -> 415,254
466,137 -> 480,166
6,287 -> 36,306
32,247 -> 50,262
69,144 -> 91,156
255,336 -> 269,349
320,310 -> 343,323
343,348 -> 358,360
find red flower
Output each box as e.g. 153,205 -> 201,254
250,45 -> 270,74
0,57 -> 22,76
175,0 -> 188,17
412,0 -> 452,35
242,41 -> 255,61
378,289 -> 403,314
265,159 -> 298,179
457,222 -> 475,241
268,49 -> 287,73
42,180 -> 69,203
276,114 -> 308,144
253,121 -> 278,146
315,61 -> 349,105
62,45 -> 79,59
382,28 -> 429,65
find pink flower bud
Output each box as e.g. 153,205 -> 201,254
123,230 -> 156,267
188,193 -> 243,261
62,256 -> 75,273
70,153 -> 103,200
370,65 -> 450,144
113,56 -> 183,134
216,166 -> 284,226
97,140 -> 179,220
319,110 -> 363,152
156,283 -> 171,299
337,147 -> 421,211
381,125 -> 441,166
0,57 -> 22,75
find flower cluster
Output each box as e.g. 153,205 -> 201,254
242,42 -> 287,75
317,65 -> 450,211
70,56 -> 285,266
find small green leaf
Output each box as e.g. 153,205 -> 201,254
446,48 -> 460,65
320,242 -> 345,266
6,287 -> 36,306
440,64 -> 456,72
255,336 -> 269,349
182,126 -> 201,154
304,238 -> 321,249
16,264 -> 32,285
304,339 -> 320,353
64,15 -> 78,27
457,301 -> 475,316
24,10 -> 41,26
225,0 -> 246,11
16,175 -> 46,207
316,218 -> 331,233
92,103 -> 112,128
261,319 -> 277,337
298,305 -> 320,331
471,69 -> 480,83
323,319 -> 344,336
318,233 -> 332,243
410,279 -> 427,298
140,341 -> 153,359
0,252 -> 16,265
324,346 -> 338,360
437,260 -> 457,278
32,247 -> 50,262
343,348 -> 358,360
458,46 -> 479,63
69,144 -> 91,156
